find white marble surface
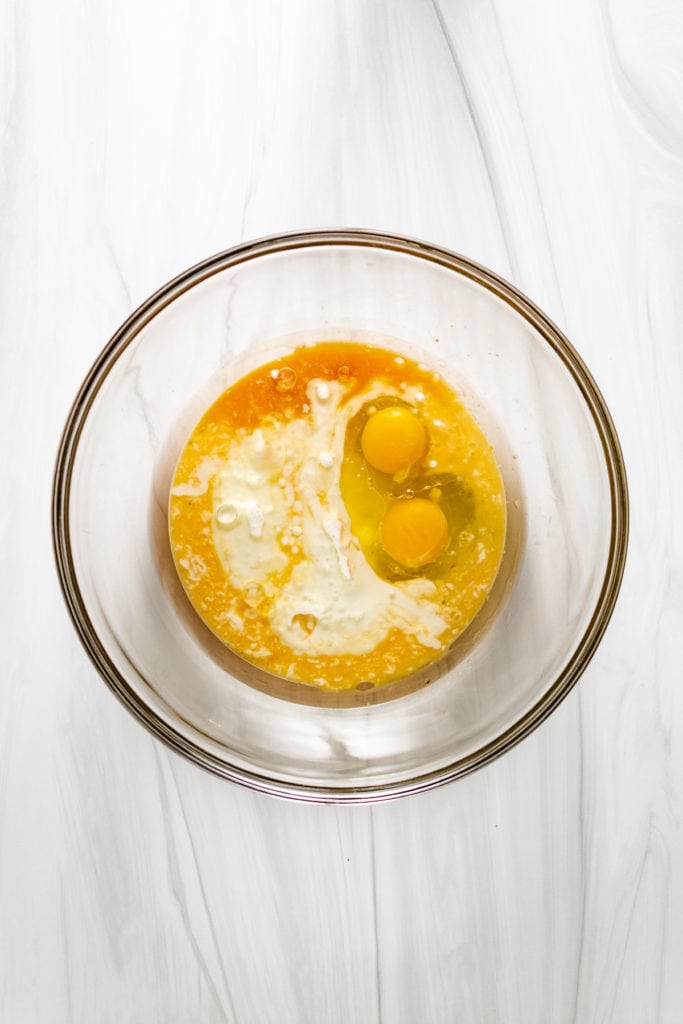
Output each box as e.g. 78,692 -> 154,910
1,0 -> 682,1020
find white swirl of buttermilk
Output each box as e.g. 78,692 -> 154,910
183,378 -> 448,656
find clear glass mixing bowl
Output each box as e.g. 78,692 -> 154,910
52,230 -> 628,802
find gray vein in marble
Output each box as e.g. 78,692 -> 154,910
0,681 -> 14,849
222,277 -> 239,363
102,231 -> 133,313
570,693 -> 588,1024
599,0 -> 683,159
155,749 -> 236,1024
369,808 -> 383,1024
58,872 -> 75,1023
434,0 -> 569,325
605,827 -> 663,1023
128,361 -> 161,453
430,0 -> 515,272
488,0 -> 566,314
0,1 -> 24,176
99,233 -> 162,452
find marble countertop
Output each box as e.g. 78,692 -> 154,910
2,1 -> 681,1020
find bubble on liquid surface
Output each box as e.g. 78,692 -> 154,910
274,367 -> 297,393
216,503 -> 239,528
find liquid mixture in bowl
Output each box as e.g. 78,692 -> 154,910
169,342 -> 506,692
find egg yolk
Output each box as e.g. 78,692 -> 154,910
361,406 -> 426,475
380,498 -> 449,569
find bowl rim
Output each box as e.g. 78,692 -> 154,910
52,228 -> 629,803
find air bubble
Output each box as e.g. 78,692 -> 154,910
274,367 -> 297,392
244,585 -> 263,609
292,613 -> 317,635
215,503 -> 238,528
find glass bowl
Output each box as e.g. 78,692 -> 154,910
52,230 -> 628,802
